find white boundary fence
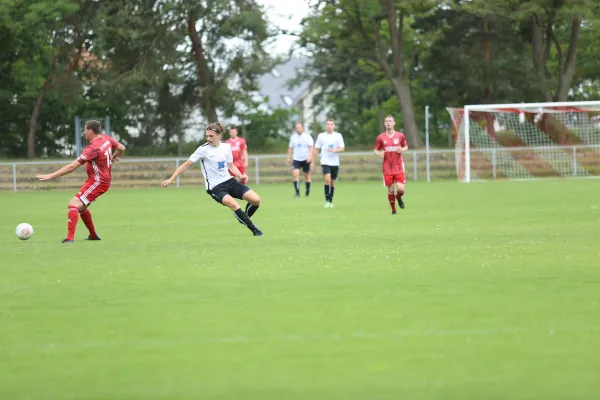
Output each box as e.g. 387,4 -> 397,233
1,144 -> 599,192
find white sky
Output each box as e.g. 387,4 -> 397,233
258,0 -> 311,55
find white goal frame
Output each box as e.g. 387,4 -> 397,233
450,100 -> 600,183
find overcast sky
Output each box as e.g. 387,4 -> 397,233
258,0 -> 311,55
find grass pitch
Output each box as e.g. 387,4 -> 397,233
1,180 -> 600,399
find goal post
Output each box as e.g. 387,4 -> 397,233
447,101 -> 600,182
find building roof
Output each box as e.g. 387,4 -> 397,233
257,58 -> 309,109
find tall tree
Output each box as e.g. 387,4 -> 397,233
15,0 -> 102,158
470,0 -> 597,102
301,0 -> 433,147
174,0 -> 275,122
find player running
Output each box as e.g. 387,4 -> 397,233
226,126 -> 248,176
36,120 -> 126,242
286,122 -> 314,197
374,115 -> 408,214
161,122 -> 263,236
314,119 -> 345,208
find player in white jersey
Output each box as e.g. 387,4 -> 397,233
286,122 -> 315,197
161,122 -> 263,236
314,119 -> 345,208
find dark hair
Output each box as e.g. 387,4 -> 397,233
206,122 -> 225,135
85,120 -> 102,134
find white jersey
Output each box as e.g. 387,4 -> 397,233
315,132 -> 345,166
289,133 -> 314,161
189,142 -> 234,190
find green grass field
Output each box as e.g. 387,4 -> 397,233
1,180 -> 600,399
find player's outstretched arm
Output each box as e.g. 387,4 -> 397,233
162,159 -> 193,187
228,162 -> 248,184
36,160 -> 82,181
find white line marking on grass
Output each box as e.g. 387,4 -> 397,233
6,326 -> 600,353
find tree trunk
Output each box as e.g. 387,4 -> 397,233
555,15 -> 581,101
483,18 -> 491,103
392,75 -> 422,147
188,13 -> 218,123
201,97 -> 218,122
27,88 -> 48,159
531,14 -> 554,101
384,1 -> 422,147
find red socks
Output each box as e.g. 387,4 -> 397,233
67,206 -> 79,240
396,190 -> 404,200
80,209 -> 97,238
388,194 -> 396,211
67,207 -> 97,240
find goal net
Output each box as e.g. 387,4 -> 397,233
447,101 -> 600,182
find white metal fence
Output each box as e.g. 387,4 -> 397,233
1,145 -> 599,192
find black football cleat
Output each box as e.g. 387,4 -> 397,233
61,239 -> 74,243
253,230 -> 264,237
85,235 -> 101,240
392,210 -> 397,215
398,198 -> 405,209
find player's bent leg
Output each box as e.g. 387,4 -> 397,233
221,195 -> 241,211
387,184 -> 396,214
68,196 -> 87,212
304,171 -> 311,196
396,182 -> 405,209
292,168 -> 300,197
243,190 -> 260,217
225,194 -> 262,236
242,190 -> 260,206
323,173 -> 332,207
62,196 -> 87,243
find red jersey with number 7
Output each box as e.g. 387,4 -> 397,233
374,131 -> 408,175
76,134 -> 121,184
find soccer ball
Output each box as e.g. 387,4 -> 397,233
16,223 -> 34,240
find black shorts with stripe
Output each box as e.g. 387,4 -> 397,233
293,159 -> 311,173
207,178 -> 250,205
321,165 -> 339,180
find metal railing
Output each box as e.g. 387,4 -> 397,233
1,144 -> 599,191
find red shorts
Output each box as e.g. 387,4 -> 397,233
383,172 -> 406,186
75,180 -> 110,205
229,163 -> 245,176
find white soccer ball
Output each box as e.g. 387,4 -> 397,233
16,223 -> 34,240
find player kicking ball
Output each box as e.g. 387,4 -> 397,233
161,122 -> 263,236
374,115 -> 408,215
36,120 -> 126,242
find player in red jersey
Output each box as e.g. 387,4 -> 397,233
226,127 -> 248,175
36,120 -> 126,242
374,115 -> 408,214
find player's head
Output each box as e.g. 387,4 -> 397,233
229,126 -> 238,139
84,120 -> 102,142
295,122 -> 304,134
206,122 -> 225,147
325,119 -> 335,133
384,115 -> 395,131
